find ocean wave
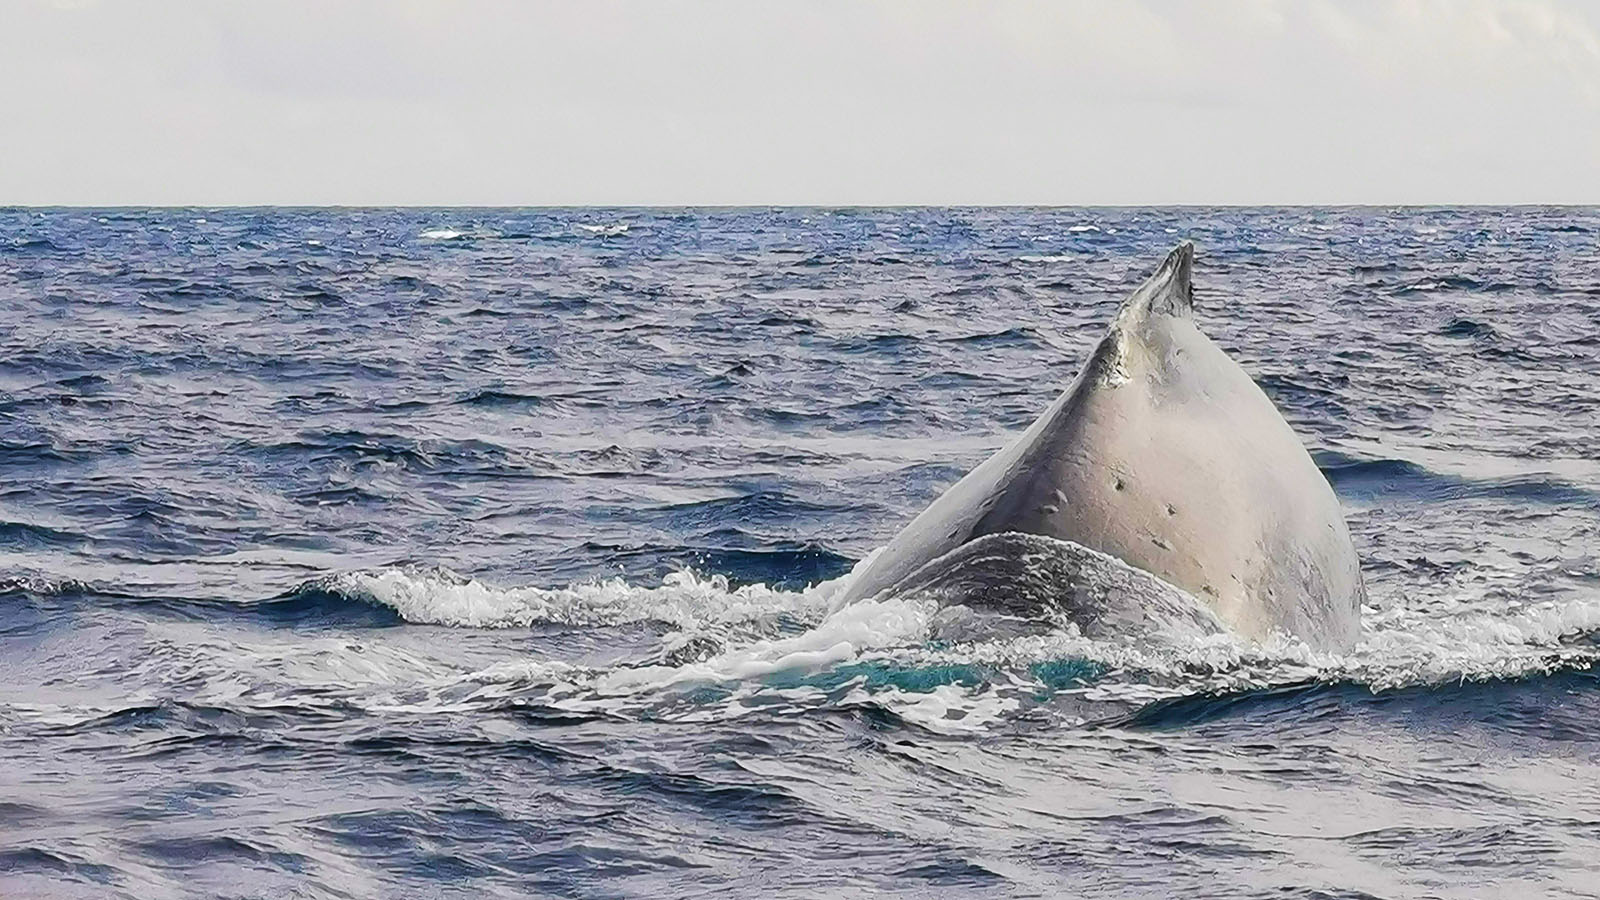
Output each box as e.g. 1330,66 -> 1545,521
939,326 -> 1040,347
418,226 -> 513,241
304,565 -> 839,630
460,388 -> 547,409
1440,317 -> 1497,339
0,574 -> 102,598
0,520 -> 89,549
1316,451 -> 1600,507
4,237 -> 64,254
575,223 -> 630,237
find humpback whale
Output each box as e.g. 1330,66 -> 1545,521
843,242 -> 1364,652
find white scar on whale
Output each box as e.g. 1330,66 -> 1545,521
841,242 -> 1365,653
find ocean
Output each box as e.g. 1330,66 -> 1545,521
2,206 -> 1598,898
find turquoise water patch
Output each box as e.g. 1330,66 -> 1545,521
756,659 -> 1104,697
1031,658 -> 1107,690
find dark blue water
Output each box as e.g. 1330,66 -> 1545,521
3,207 -> 1599,899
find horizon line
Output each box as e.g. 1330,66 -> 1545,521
6,202 -> 1600,211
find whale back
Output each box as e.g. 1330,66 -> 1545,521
841,243 -> 1364,651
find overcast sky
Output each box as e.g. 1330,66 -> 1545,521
4,0 -> 1598,205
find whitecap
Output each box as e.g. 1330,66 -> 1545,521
575,223 -> 630,237
318,565 -> 835,630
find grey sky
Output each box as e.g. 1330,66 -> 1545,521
4,0 -> 1598,205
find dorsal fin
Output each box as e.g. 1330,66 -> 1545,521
1088,241 -> 1196,386
1122,241 -> 1195,321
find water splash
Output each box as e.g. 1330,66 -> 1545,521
287,563 -> 1600,731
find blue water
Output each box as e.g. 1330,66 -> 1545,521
2,207 -> 1599,898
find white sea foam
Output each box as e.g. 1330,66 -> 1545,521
575,223 -> 630,237
842,682 -> 1020,734
311,560 -> 1600,727
442,591 -> 951,726
319,565 -> 838,630
1346,595 -> 1600,689
419,227 -> 466,240
590,594 -> 937,695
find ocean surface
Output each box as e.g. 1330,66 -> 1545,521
2,206 -> 1598,899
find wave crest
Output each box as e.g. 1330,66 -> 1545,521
310,565 -> 837,630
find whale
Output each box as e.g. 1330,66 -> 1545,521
841,242 -> 1364,652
